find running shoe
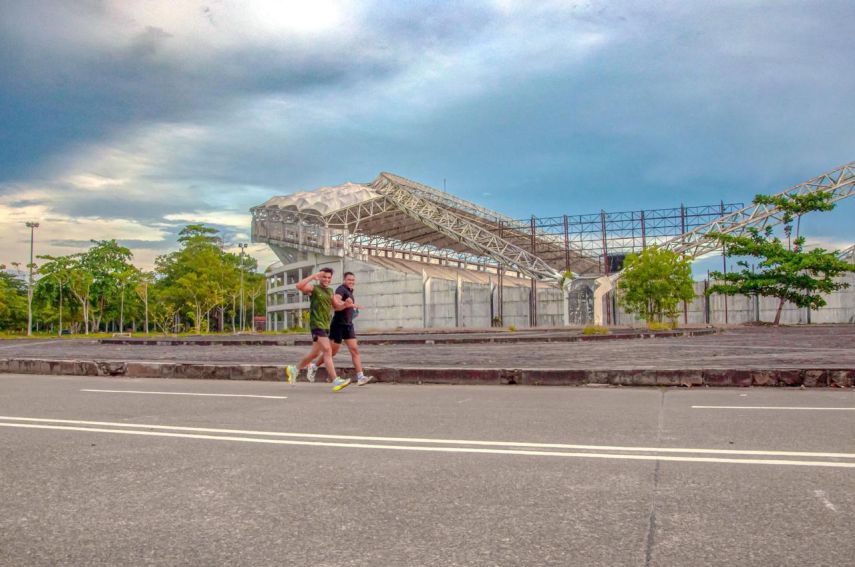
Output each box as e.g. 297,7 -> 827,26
331,377 -> 352,392
306,363 -> 318,383
357,375 -> 374,386
285,364 -> 298,385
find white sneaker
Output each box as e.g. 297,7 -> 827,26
357,375 -> 374,386
306,363 -> 318,383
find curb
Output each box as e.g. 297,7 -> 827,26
97,328 -> 718,347
1,358 -> 852,387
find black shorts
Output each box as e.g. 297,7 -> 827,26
311,328 -> 329,342
329,323 -> 356,344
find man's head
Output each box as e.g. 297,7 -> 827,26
319,267 -> 333,287
343,271 -> 355,289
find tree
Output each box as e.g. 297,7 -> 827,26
246,274 -> 266,331
617,246 -> 695,325
81,240 -> 135,332
706,191 -> 854,325
134,272 -> 156,334
67,265 -> 94,335
0,269 -> 28,332
37,255 -> 75,336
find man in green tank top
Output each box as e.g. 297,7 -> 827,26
284,267 -> 351,392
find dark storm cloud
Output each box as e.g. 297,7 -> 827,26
0,0 -> 498,182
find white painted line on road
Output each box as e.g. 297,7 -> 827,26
692,406 -> 855,411
1,416 -> 854,460
81,389 -> 288,400
1,422 -> 854,468
813,490 -> 838,512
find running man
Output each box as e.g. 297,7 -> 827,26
285,267 -> 351,392
306,271 -> 373,386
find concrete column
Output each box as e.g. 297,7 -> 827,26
593,275 -> 613,326
422,271 -> 431,328
456,275 -> 463,327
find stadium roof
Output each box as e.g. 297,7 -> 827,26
252,172 -> 600,280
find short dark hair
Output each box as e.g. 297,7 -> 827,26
343,271 -> 355,278
320,267 -> 334,275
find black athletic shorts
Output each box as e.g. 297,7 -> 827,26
311,328 -> 329,342
329,323 -> 356,344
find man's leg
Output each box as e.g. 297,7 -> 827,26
298,341 -> 322,370
286,340 -> 321,385
313,342 -> 342,366
343,338 -> 363,374
345,337 -> 373,386
316,337 -> 337,379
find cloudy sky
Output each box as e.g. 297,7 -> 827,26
1,0 -> 853,272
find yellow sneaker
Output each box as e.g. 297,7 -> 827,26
331,377 -> 351,392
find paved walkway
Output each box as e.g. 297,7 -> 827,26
2,326 -> 853,370
1,326 -> 853,386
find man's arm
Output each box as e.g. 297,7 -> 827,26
295,272 -> 319,295
332,295 -> 360,311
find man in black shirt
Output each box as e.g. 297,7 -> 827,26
306,271 -> 373,386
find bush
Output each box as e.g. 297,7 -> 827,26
582,325 -> 609,335
647,321 -> 676,331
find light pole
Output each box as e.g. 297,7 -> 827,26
238,243 -> 248,332
25,221 -> 40,336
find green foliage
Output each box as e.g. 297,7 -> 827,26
647,321 -> 676,331
0,271 -> 27,331
617,246 -> 695,324
706,191 -> 853,324
581,325 -> 609,335
2,224 -> 266,336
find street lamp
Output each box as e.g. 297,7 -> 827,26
238,243 -> 248,332
25,221 -> 40,336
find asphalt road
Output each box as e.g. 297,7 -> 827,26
2,374 -> 854,566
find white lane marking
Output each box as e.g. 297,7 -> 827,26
1,422 -> 854,468
81,389 -> 287,400
692,406 -> 855,411
1,416 -> 854,460
813,490 -> 838,512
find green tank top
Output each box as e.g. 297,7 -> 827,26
309,285 -> 334,330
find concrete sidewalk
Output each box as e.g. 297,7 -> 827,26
1,325 -> 853,386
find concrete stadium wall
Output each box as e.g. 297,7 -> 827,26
269,247 -> 854,329
341,259 -> 425,329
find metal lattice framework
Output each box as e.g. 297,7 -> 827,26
838,244 -> 855,263
369,173 -> 563,280
251,162 -> 854,281
660,161 -> 855,259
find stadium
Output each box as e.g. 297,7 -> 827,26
251,163 -> 855,330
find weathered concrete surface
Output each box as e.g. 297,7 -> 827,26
1,325 -> 853,386
96,327 -> 716,346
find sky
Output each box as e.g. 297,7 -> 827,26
1,0 -> 853,274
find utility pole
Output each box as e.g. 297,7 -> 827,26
25,221 -> 39,336
238,243 -> 248,332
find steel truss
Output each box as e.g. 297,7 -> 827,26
660,161 -> 855,259
370,173 -> 562,280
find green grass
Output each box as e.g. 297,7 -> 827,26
581,325 -> 610,336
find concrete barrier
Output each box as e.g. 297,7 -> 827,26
2,357 -> 851,387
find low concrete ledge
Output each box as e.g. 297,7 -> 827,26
1,357 -> 852,387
